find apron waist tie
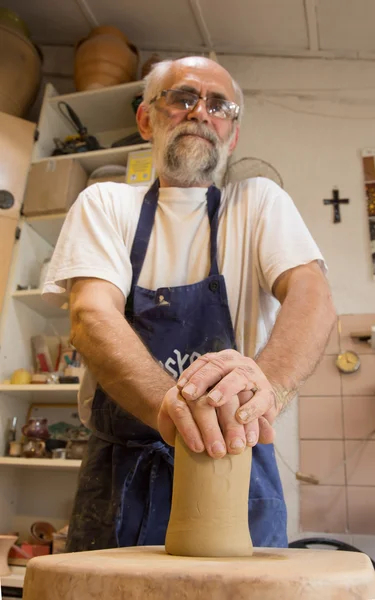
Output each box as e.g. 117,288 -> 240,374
121,440 -> 174,546
94,430 -> 174,546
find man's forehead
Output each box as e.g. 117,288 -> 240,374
161,59 -> 236,99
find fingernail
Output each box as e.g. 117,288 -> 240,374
238,410 -> 249,422
183,383 -> 197,397
208,389 -> 223,403
230,438 -> 245,450
178,377 -> 187,388
211,441 -> 226,456
247,432 -> 257,446
193,442 -> 205,453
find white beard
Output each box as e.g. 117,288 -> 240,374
151,120 -> 233,187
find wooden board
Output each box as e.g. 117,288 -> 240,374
0,112 -> 35,219
0,216 -> 18,313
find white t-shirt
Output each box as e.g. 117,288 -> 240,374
43,177 -> 326,426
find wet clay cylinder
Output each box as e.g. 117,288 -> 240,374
165,434 -> 253,557
23,546 -> 375,600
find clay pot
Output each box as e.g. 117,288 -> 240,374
66,439 -> 88,460
0,8 -> 29,38
74,26 -> 139,91
22,438 -> 46,458
0,24 -> 42,117
0,535 -> 17,576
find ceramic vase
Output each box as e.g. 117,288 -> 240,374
74,26 -> 139,91
0,535 -> 17,576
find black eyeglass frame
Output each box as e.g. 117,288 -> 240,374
149,89 -> 240,120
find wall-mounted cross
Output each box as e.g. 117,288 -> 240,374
323,188 -> 349,223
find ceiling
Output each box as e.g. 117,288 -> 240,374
4,0 -> 375,60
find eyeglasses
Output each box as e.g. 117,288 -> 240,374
149,89 -> 240,120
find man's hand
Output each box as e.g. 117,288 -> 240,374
157,349 -> 278,458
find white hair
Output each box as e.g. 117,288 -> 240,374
142,58 -> 244,122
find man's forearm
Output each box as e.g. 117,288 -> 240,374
256,271 -> 336,412
70,309 -> 174,429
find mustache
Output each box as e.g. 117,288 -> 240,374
171,123 -> 219,146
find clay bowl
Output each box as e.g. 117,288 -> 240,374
30,522 -> 56,545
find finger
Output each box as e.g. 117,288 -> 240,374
158,391 -> 204,453
217,396 -> 247,455
177,350 -> 240,390
258,416 -> 275,444
177,352 -> 245,401
205,365 -> 259,407
244,419 -> 259,447
188,395 -> 227,459
236,388 -> 275,424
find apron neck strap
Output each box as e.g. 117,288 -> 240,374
129,178 -> 159,287
129,178 -> 221,287
206,184 -> 221,277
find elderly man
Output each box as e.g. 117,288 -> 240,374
44,56 -> 335,552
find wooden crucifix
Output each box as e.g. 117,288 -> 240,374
323,188 -> 349,223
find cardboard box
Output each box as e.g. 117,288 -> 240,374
23,158 -> 88,216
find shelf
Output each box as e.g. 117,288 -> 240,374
48,80 -> 144,133
0,384 -> 79,392
0,457 -> 81,470
34,142 -> 151,173
0,384 -> 80,403
25,212 -> 67,247
0,566 -> 26,588
12,289 -> 68,318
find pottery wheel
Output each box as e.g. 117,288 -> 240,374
23,546 -> 375,600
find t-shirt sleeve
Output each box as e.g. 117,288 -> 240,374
42,184 -> 133,307
254,178 -> 327,294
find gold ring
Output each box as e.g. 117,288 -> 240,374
250,385 -> 259,395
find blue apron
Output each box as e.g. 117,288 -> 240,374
66,180 -> 287,553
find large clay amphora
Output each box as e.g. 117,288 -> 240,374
74,26 -> 139,91
0,24 -> 42,117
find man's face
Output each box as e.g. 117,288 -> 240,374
145,59 -> 240,187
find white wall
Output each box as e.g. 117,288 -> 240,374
34,49 -> 375,551
223,55 -> 375,313
221,55 -> 375,549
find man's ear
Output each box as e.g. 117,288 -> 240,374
228,124 -> 240,155
136,102 -> 153,141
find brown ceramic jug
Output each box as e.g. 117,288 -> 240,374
74,26 -> 139,91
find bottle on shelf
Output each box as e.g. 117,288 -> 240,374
4,416 -> 17,456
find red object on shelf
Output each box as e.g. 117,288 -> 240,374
8,542 -> 51,565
